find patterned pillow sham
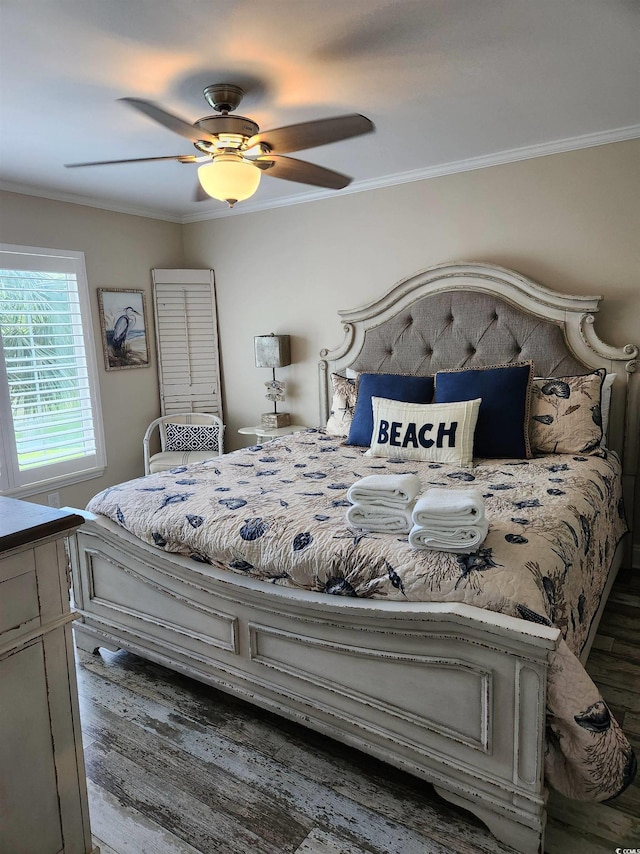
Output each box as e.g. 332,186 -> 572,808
366,397 -> 481,466
325,373 -> 357,437
434,361 -> 533,458
164,422 -> 220,452
529,369 -> 605,454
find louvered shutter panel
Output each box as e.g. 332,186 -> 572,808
0,246 -> 106,491
151,269 -> 223,418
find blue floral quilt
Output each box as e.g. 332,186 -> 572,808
87,428 -> 635,801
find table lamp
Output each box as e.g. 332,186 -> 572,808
254,333 -> 291,428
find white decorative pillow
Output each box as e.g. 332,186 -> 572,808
529,369 -> 605,454
164,422 -> 220,452
366,397 -> 481,466
325,373 -> 357,437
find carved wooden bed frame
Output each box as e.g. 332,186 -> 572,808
69,262 -> 638,854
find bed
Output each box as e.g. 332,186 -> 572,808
68,262 -> 639,853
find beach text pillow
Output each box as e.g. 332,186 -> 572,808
366,397 -> 481,466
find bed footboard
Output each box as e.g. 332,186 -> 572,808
68,515 -> 560,854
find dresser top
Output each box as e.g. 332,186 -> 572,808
0,497 -> 84,553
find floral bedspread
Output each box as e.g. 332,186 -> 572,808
88,429 -> 636,800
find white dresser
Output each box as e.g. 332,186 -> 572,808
0,497 -> 96,854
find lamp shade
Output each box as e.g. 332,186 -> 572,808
254,333 -> 291,368
198,155 -> 261,206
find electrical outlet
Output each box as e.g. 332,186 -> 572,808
47,492 -> 60,508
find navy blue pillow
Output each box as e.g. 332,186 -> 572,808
435,362 -> 533,458
347,373 -> 434,446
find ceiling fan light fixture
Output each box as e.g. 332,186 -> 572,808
215,133 -> 245,149
197,154 -> 261,207
68,86 -> 374,203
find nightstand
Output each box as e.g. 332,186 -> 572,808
238,424 -> 306,443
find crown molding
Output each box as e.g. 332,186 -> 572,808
180,123 -> 640,223
0,180 -> 181,223
2,124 -> 638,225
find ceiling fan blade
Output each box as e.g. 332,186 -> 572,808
247,114 -> 374,154
255,155 -> 351,190
65,154 -> 199,168
119,97 -> 217,144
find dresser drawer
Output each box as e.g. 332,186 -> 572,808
0,549 -> 39,637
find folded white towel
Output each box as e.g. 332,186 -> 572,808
347,474 -> 422,509
412,487 -> 485,527
346,502 -> 414,534
408,518 -> 489,553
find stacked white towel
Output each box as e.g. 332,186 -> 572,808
409,487 -> 488,552
346,503 -> 414,533
347,474 -> 422,508
346,474 -> 421,534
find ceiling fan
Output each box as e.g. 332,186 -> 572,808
66,83 -> 374,207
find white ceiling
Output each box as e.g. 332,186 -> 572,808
1,0 -> 638,222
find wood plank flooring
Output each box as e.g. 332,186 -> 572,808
75,568 -> 640,854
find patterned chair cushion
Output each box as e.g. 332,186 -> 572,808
164,422 -> 221,452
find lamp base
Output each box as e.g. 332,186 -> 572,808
261,412 -> 291,429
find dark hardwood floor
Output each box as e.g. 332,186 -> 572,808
75,568 -> 640,854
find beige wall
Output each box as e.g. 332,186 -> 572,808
0,191 -> 184,508
1,140 -> 638,549
182,139 -> 640,548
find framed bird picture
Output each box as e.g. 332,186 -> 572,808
98,288 -> 150,370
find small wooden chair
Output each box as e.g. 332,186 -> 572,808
143,413 -> 224,475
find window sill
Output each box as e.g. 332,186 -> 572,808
0,466 -> 107,500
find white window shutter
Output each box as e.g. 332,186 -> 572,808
151,269 -> 223,419
0,244 -> 106,494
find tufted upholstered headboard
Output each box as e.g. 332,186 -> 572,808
348,290 -> 587,378
318,262 -> 639,555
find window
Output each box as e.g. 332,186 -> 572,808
0,244 -> 106,495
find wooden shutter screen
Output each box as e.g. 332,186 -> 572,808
151,269 -> 223,418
